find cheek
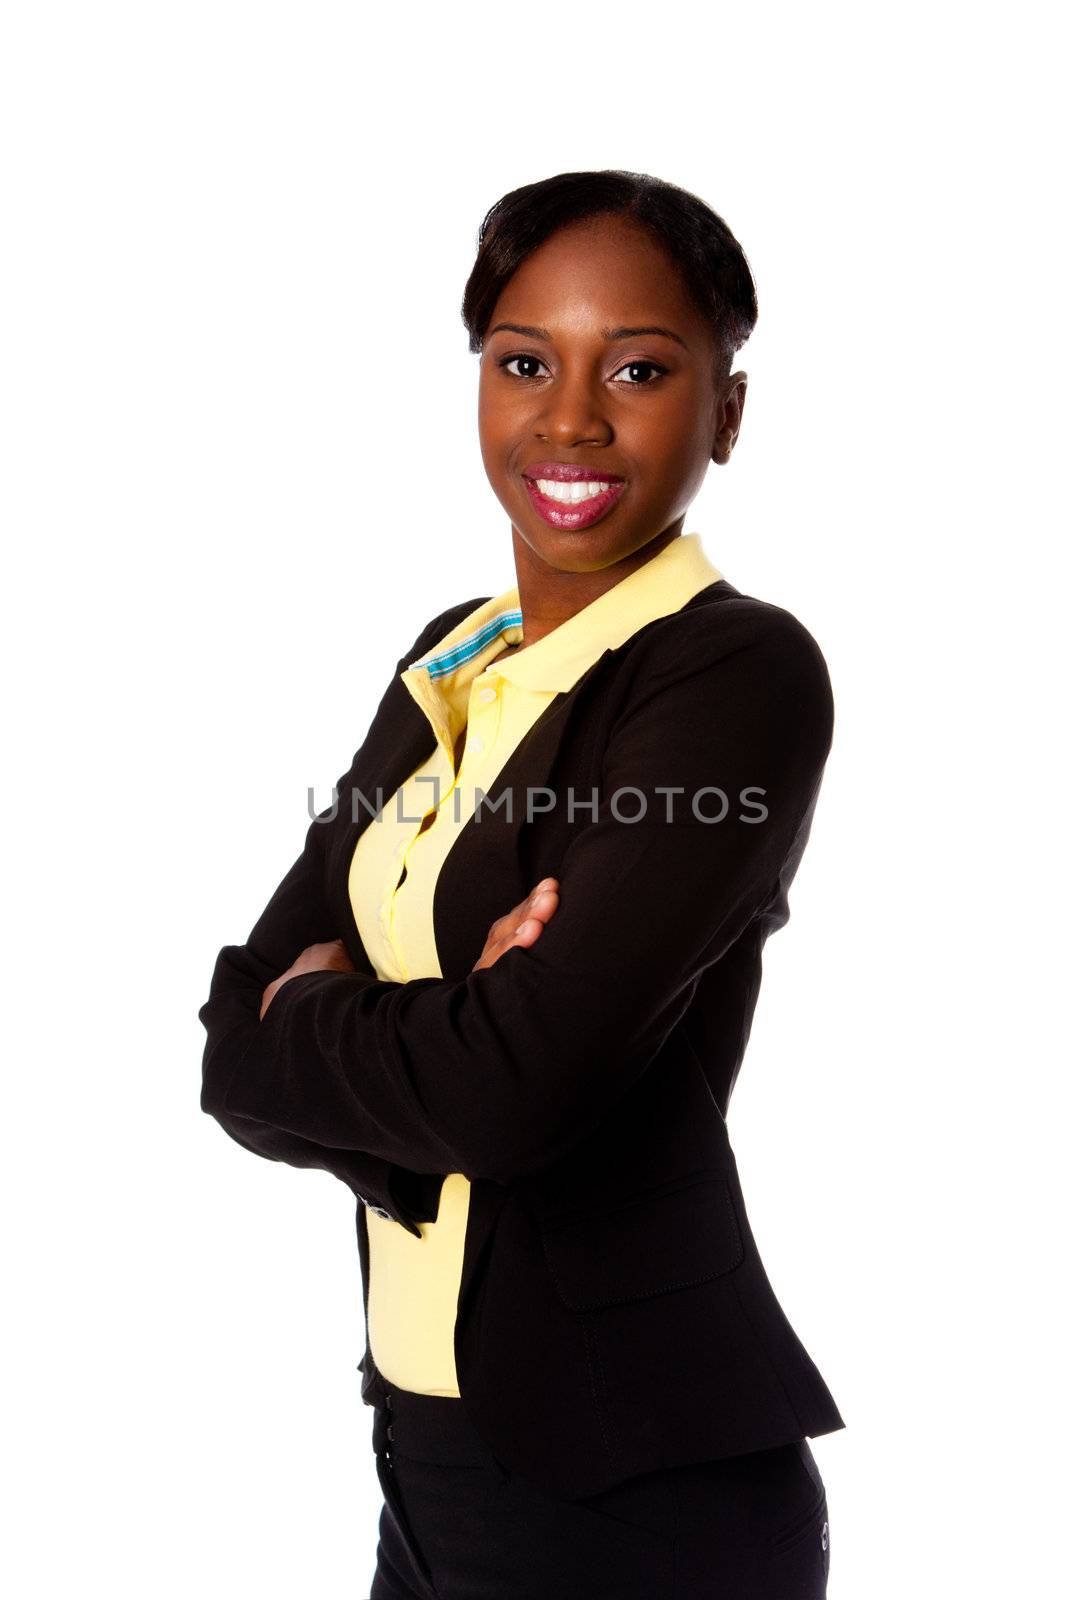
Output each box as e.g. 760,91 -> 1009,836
670,449 -> 714,508
477,383 -> 511,452
478,387 -> 527,474
638,434 -> 697,489
651,415 -> 712,483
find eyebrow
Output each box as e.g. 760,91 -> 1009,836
487,321 -> 689,351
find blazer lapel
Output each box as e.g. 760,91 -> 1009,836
434,581 -> 742,979
431,652 -> 610,980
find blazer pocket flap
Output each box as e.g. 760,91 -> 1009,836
539,1173 -> 744,1312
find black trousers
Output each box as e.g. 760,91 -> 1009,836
368,1387 -> 831,1599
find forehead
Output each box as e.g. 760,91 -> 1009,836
490,217 -> 702,336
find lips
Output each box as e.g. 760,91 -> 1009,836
522,462 -> 625,483
522,473 -> 626,532
520,461 -> 628,531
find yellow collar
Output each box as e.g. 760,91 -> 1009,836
404,532 -> 724,712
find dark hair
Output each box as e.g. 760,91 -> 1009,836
460,170 -> 758,381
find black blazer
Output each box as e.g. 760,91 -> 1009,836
199,574 -> 846,1500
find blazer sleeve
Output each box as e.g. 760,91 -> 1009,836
201,610 -> 835,1187
197,604 -> 468,1234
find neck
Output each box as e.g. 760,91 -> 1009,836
507,521 -> 685,650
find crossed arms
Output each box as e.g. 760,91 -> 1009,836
199,609 -> 833,1192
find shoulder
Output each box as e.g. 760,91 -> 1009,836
608,581 -> 835,769
629,580 -> 830,698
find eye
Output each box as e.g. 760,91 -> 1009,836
611,360 -> 667,385
499,354 -> 548,379
497,353 -> 668,386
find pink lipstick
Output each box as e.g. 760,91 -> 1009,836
521,462 -> 626,531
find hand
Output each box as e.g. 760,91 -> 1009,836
260,939 -> 357,1020
472,878 -> 560,973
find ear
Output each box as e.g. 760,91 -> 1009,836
711,372 -> 748,466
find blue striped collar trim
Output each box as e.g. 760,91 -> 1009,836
411,608 -> 523,679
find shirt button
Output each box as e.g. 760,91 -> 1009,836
467,734 -> 484,755
477,686 -> 497,703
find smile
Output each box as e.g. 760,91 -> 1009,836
533,478 -> 618,503
522,475 -> 626,531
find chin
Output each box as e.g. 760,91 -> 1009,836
515,522 -> 634,572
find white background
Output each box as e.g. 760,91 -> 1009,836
3,3 -> 1063,1595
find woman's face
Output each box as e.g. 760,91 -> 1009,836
478,215 -> 745,575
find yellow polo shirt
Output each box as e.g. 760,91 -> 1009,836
348,531 -> 725,1396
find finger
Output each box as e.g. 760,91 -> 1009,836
502,899 -> 556,954
488,889 -> 557,955
476,879 -> 561,971
520,878 -> 559,921
472,914 -> 545,972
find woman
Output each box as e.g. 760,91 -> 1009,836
200,170 -> 844,1599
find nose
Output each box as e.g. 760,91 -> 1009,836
534,368 -> 613,450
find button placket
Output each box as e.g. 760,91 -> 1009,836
465,675 -> 503,774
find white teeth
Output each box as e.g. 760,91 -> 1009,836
535,479 -> 617,503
